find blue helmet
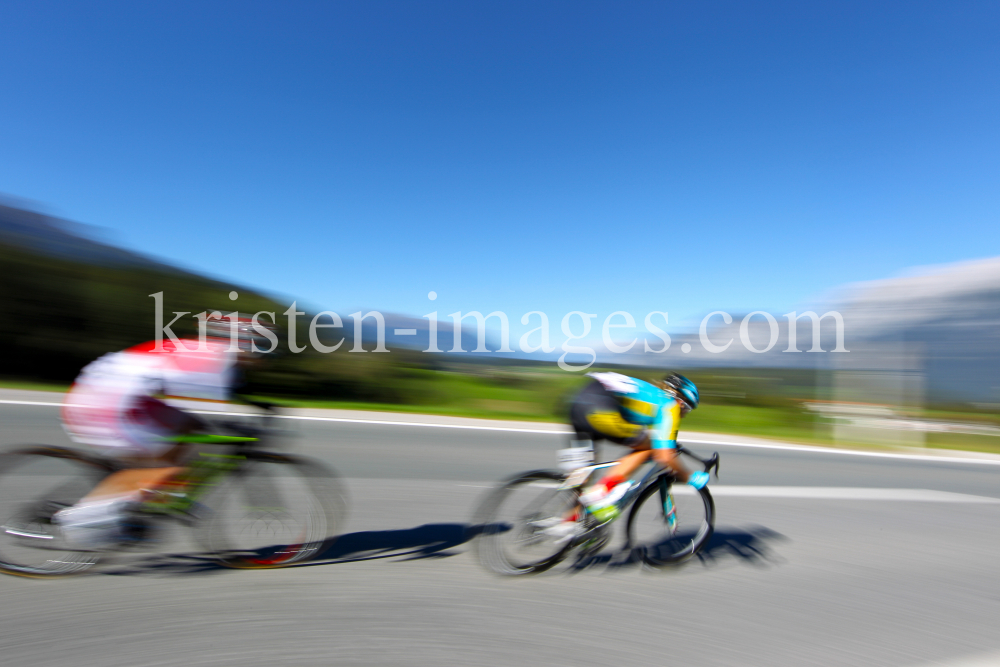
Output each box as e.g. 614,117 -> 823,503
664,373 -> 699,410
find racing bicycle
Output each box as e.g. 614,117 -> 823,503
0,415 -> 348,577
473,443 -> 719,575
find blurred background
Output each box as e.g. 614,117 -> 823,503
4,196 -> 1000,454
5,8 -> 1000,667
2,1 -> 999,453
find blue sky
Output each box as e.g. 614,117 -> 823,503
2,1 -> 998,343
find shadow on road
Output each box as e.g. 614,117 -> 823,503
569,524 -> 788,574
696,525 -> 787,567
101,523 -> 784,578
310,523 -> 481,565
103,523 -> 482,577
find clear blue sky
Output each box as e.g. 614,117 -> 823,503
2,1 -> 998,342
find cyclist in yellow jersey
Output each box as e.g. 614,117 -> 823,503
569,371 -> 707,522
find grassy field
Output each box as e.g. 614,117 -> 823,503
0,379 -> 73,393
3,373 -> 998,455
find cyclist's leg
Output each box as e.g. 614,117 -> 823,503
81,397 -> 202,498
650,447 -> 690,483
546,384 -> 632,532
573,417 -> 648,503
79,465 -> 185,502
570,381 -> 645,478
55,466 -> 185,549
601,435 -> 652,484
55,399 -> 200,547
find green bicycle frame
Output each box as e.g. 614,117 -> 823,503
141,434 -> 257,516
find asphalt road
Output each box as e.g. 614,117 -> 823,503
1,401 -> 999,667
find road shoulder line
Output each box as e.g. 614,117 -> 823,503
3,392 -> 1000,466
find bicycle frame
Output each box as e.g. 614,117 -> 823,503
140,433 -> 260,517
557,442 -> 720,514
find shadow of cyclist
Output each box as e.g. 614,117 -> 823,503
310,523 -> 483,565
103,523 -> 483,576
104,523 -> 783,578
569,524 -> 788,574
695,525 -> 787,567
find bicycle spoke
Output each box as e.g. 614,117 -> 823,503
196,453 -> 346,568
474,471 -> 581,575
627,479 -> 714,566
0,448 -> 112,577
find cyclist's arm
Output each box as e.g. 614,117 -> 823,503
649,401 -> 681,449
227,365 -> 278,413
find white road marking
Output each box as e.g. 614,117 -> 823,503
699,486 -> 1000,503
4,398 -> 1000,466
0,400 -> 64,408
679,434 -> 1000,467
456,482 -> 999,502
268,413 -> 567,434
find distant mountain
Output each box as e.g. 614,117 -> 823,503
7,199 -> 993,402
835,256 -> 1000,336
833,257 -> 1000,402
356,312 -> 506,354
584,312 -> 846,370
0,200 -> 512,385
0,201 -> 291,381
597,256 -> 1000,403
0,202 -> 182,272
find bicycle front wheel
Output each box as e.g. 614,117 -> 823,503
472,470 -> 581,576
0,447 -> 115,577
626,475 -> 714,566
196,452 -> 348,569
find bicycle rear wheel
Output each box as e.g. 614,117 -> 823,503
626,475 -> 714,566
196,452 -> 348,568
0,447 -> 115,577
473,470 -> 581,576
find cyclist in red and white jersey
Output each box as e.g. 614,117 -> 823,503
56,315 -> 275,549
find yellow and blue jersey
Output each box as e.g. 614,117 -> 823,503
584,372 -> 682,449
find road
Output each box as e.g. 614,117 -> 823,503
0,400 -> 998,667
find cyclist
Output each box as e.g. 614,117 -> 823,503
56,313 -> 276,549
568,371 -> 708,523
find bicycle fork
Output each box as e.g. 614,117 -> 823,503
659,478 -> 678,535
